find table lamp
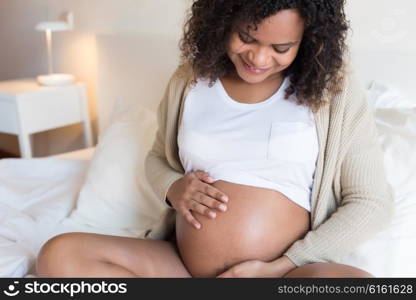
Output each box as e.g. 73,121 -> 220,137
35,12 -> 75,86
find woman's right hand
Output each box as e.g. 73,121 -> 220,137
166,170 -> 229,229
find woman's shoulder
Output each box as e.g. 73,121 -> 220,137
162,61 -> 196,95
327,61 -> 368,115
172,61 -> 195,81
343,65 -> 369,114
326,62 -> 376,142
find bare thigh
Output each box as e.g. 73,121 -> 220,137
36,232 -> 192,278
283,262 -> 375,278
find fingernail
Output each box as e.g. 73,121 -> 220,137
219,204 -> 227,211
209,211 -> 216,218
222,196 -> 229,202
195,224 -> 201,229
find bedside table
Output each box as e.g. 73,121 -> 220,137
0,78 -> 93,158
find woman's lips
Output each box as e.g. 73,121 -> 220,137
242,60 -> 270,75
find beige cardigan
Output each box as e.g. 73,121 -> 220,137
144,62 -> 394,267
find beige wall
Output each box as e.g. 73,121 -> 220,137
345,0 -> 416,100
346,0 -> 416,52
0,0 -> 415,156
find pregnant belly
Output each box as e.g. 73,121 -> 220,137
175,180 -> 311,278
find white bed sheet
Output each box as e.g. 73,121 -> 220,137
51,148 -> 96,160
0,148 -> 95,277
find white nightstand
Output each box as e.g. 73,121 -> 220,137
0,78 -> 93,158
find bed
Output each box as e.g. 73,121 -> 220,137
0,33 -> 415,278
0,148 -> 94,277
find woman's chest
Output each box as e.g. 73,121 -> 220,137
178,94 -> 319,164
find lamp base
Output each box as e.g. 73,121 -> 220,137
37,74 -> 75,86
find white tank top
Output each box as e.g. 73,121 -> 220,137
177,76 -> 319,211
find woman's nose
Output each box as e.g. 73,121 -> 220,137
248,46 -> 272,68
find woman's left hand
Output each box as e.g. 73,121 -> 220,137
216,256 -> 297,278
216,260 -> 277,278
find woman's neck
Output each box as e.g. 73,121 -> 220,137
220,71 -> 284,104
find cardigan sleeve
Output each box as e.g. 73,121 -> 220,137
144,70 -> 185,209
282,71 -> 395,267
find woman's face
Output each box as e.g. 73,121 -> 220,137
226,9 -> 305,84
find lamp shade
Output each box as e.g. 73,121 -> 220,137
35,21 -> 70,32
35,12 -> 75,86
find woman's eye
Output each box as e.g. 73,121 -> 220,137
238,32 -> 253,43
238,31 -> 290,54
274,47 -> 290,54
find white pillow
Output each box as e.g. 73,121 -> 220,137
366,81 -> 416,110
65,99 -> 167,238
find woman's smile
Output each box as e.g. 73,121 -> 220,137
241,58 -> 272,75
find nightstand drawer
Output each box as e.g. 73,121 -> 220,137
0,101 -> 19,134
0,79 -> 93,158
17,86 -> 83,134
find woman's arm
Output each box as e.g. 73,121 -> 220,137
280,70 -> 395,267
144,68 -> 185,209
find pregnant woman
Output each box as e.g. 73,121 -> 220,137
37,0 -> 394,278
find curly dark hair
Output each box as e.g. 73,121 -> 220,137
179,0 -> 350,112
